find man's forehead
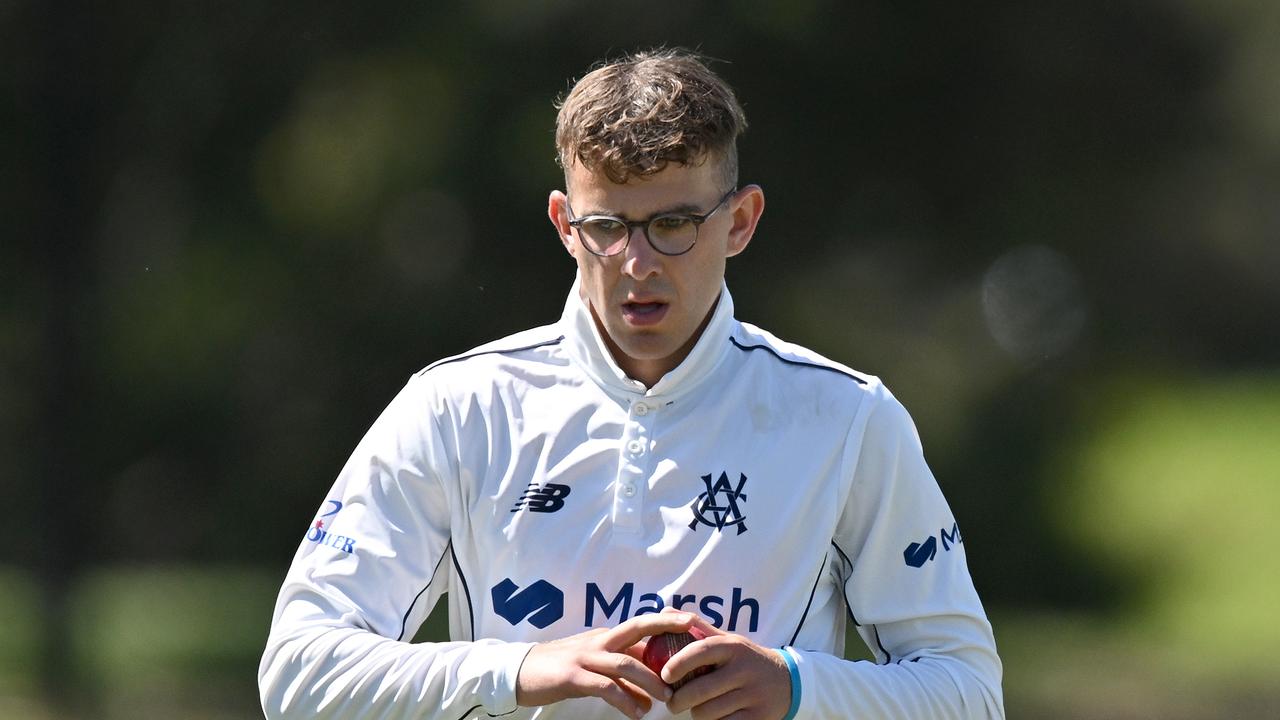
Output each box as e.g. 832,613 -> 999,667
566,161 -> 722,215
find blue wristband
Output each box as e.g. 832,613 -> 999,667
776,647 -> 801,720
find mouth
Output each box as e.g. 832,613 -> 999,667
621,300 -> 669,327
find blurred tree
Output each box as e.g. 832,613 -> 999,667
1,0 -> 1278,715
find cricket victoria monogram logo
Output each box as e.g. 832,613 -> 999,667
511,482 -> 571,513
689,471 -> 749,535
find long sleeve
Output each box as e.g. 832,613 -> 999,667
258,374 -> 535,720
794,387 -> 1004,719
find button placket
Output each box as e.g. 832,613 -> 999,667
611,398 -> 660,532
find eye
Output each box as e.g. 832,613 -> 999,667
651,215 -> 693,233
580,217 -> 626,238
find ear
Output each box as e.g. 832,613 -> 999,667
548,190 -> 576,256
725,184 -> 765,257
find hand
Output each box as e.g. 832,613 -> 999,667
516,611 -> 698,718
662,616 -> 792,720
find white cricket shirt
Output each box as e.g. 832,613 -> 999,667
260,277 -> 1004,719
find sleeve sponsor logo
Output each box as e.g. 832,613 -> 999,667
903,537 -> 937,567
304,498 -> 357,554
903,522 -> 963,568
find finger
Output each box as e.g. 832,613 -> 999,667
666,668 -> 735,715
661,636 -> 734,686
599,611 -> 696,652
583,648 -> 674,703
617,676 -> 657,709
621,639 -> 647,663
669,644 -> 791,720
619,613 -> 702,661
685,687 -> 751,720
686,613 -> 727,637
579,672 -> 653,720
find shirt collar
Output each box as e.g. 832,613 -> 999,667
559,272 -> 735,400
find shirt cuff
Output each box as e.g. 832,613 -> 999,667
467,640 -> 537,715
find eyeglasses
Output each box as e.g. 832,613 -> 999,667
566,188 -> 738,257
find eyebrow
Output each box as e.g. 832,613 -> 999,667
573,201 -> 705,218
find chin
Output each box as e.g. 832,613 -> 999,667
620,341 -> 677,360
615,336 -> 680,362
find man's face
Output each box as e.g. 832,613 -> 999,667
548,160 -> 763,386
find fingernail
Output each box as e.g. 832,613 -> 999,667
663,687 -> 674,701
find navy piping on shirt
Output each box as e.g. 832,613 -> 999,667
452,704 -> 517,720
728,337 -> 867,385
417,336 -> 566,376
398,542 -> 453,641
450,542 -> 475,641
788,556 -> 828,647
873,625 -> 892,664
830,542 -> 892,662
830,541 -> 860,626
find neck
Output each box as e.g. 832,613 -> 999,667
593,297 -> 719,389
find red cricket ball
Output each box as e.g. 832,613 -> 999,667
641,626 -> 711,689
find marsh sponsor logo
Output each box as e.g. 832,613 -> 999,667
585,582 -> 759,632
489,578 -> 762,632
492,578 -> 564,628
903,522 -> 962,568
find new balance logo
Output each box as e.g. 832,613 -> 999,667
491,578 -> 564,628
511,482 -> 571,513
903,522 -> 963,568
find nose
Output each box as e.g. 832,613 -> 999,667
620,225 -> 661,280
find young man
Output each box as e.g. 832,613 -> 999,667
260,50 -> 1004,720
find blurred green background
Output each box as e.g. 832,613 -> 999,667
3,1 -> 1278,718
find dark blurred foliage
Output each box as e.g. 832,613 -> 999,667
2,0 -> 1278,710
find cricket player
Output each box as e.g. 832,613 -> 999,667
259,49 -> 1004,719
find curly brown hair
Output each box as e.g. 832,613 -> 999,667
555,48 -> 747,189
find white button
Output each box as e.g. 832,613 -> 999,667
634,403 -> 649,416
626,439 -> 644,455
621,484 -> 637,497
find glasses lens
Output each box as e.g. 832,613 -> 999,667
579,218 -> 628,255
648,215 -> 698,254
